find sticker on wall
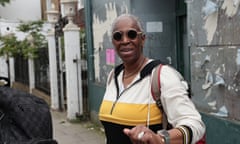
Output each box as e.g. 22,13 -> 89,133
106,48 -> 115,65
146,21 -> 163,33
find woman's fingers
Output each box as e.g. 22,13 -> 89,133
123,128 -> 131,135
123,125 -> 159,144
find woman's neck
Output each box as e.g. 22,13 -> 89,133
123,56 -> 147,79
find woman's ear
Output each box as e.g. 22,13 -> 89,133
141,33 -> 146,40
141,34 -> 146,45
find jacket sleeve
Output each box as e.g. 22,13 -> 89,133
159,65 -> 206,144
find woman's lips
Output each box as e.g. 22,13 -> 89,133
120,47 -> 132,53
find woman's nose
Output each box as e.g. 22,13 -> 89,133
121,33 -> 130,43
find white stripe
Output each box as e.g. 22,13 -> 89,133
178,126 -> 189,144
104,71 -> 155,104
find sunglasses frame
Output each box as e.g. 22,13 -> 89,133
112,29 -> 143,41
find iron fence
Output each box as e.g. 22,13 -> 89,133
34,47 -> 50,94
14,55 -> 29,85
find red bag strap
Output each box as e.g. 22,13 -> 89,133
150,64 -> 170,129
151,64 -> 163,100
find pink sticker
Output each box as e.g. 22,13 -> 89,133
106,49 -> 115,65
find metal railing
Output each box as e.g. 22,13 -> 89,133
14,55 -> 29,85
34,47 -> 50,94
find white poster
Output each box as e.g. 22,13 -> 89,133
146,21 -> 163,33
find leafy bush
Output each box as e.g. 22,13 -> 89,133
0,20 -> 47,59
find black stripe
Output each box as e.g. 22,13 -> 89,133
101,120 -> 162,144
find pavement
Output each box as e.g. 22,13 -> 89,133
51,110 -> 106,144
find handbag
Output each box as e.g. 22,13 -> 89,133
0,87 -> 58,144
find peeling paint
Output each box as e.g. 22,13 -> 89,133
202,0 -> 219,44
92,2 -> 118,82
194,61 -> 202,68
210,105 -> 228,117
228,85 -> 231,90
204,55 -> 211,62
202,0 -> 240,44
202,70 -> 213,90
229,46 -> 237,49
208,100 -> 217,110
221,0 -> 240,17
190,29 -> 194,38
214,74 -> 225,86
200,47 -> 206,52
202,0 -> 218,16
236,49 -> 240,68
215,64 -> 225,76
203,12 -> 218,44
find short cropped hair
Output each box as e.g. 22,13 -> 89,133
111,14 -> 144,34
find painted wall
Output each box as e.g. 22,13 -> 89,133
91,0 -> 130,85
189,0 -> 240,120
188,0 -> 240,143
90,0 -> 176,85
202,113 -> 240,143
87,0 -> 177,122
86,0 -> 240,142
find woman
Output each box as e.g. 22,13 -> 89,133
99,14 -> 205,144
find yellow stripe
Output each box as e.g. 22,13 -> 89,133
99,100 -> 162,126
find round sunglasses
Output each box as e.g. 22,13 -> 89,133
112,29 -> 143,41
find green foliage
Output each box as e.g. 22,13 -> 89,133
0,34 -> 19,57
0,0 -> 10,6
18,21 -> 44,33
0,20 -> 47,59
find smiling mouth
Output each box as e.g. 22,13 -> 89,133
120,48 -> 132,52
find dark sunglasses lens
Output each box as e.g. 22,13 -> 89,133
128,30 -> 138,39
113,32 -> 122,41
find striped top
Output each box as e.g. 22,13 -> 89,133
99,60 -> 206,144
99,68 -> 162,126
99,64 -> 163,144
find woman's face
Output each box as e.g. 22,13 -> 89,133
112,16 -> 145,64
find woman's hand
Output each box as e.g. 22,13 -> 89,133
123,125 -> 164,144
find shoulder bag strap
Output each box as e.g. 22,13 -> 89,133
151,64 -> 170,130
